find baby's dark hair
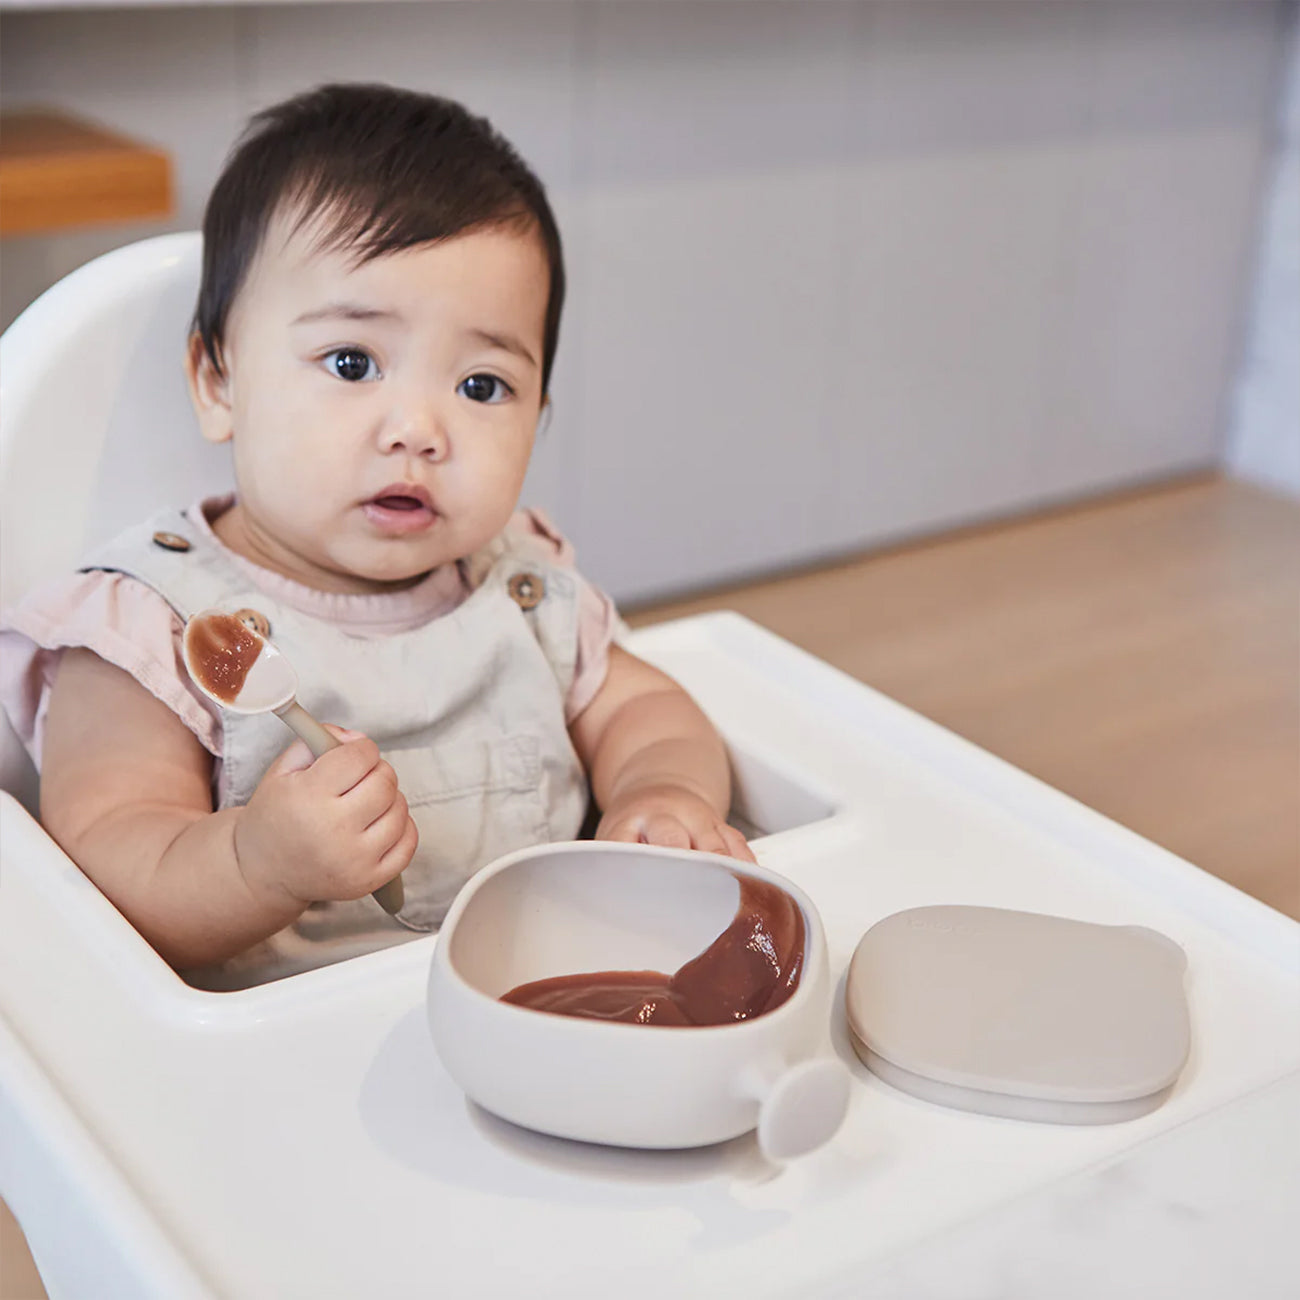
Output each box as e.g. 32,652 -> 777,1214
193,83 -> 565,392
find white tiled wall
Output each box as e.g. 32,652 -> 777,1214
0,1 -> 1288,601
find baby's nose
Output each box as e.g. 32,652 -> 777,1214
380,404 -> 448,461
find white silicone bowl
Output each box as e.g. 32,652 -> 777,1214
426,841 -> 849,1160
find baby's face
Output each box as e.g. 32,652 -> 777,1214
188,210 -> 549,592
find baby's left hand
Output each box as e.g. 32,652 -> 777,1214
595,783 -> 756,863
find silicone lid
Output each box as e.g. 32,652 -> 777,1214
845,906 -> 1190,1124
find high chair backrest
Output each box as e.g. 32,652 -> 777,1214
0,232 -> 233,805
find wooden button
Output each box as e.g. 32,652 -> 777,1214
151,530 -> 191,552
507,572 -> 545,611
232,607 -> 270,638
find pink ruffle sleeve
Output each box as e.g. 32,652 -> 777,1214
0,570 -> 221,768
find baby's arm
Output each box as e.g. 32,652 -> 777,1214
569,645 -> 754,862
40,649 -> 416,970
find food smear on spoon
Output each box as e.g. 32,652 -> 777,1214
186,611 -> 264,704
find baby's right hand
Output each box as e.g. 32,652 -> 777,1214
234,728 -> 418,908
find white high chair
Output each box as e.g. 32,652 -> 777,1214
1,238 -> 1298,1300
0,232 -> 231,812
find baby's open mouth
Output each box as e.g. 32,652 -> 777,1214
363,485 -> 438,534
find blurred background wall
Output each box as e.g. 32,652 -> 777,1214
1227,4 -> 1299,498
1,0 -> 1294,604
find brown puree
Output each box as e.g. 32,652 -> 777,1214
186,612 -> 264,703
500,876 -> 805,1026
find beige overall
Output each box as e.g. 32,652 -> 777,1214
81,508 -> 591,990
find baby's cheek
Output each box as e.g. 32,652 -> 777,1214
450,455 -> 526,538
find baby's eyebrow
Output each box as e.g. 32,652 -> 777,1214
467,327 -> 538,370
291,302 -> 400,326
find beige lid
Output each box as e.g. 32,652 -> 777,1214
845,906 -> 1190,1123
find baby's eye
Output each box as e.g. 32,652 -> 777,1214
458,373 -> 513,404
323,348 -> 379,383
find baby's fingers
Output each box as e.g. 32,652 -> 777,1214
264,726 -> 368,779
685,821 -> 755,863
337,806 -> 416,900
688,823 -> 732,857
719,822 -> 758,863
361,796 -> 415,864
636,814 -> 693,852
376,814 -> 419,879
593,812 -> 637,845
339,761 -> 402,830
595,810 -> 689,849
263,737 -> 318,778
321,724 -> 365,744
305,735 -> 382,796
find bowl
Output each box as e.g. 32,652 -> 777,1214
426,841 -> 849,1160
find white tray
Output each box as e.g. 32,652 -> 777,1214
2,612 -> 1297,1299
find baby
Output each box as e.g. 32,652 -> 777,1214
0,84 -> 752,990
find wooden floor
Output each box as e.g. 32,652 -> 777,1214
627,475 -> 1300,919
2,474 -> 1296,1296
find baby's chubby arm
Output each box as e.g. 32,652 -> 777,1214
40,649 -> 417,970
569,645 -> 754,863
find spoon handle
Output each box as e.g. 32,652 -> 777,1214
277,700 -> 338,760
275,700 -> 406,916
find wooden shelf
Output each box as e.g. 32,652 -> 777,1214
0,110 -> 172,238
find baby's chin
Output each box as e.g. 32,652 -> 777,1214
321,512 -> 507,592
317,539 -> 455,593
341,555 -> 447,592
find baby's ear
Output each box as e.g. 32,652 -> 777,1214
184,332 -> 234,445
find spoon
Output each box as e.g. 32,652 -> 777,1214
182,608 -> 405,916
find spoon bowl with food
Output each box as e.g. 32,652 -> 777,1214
182,608 -> 405,915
